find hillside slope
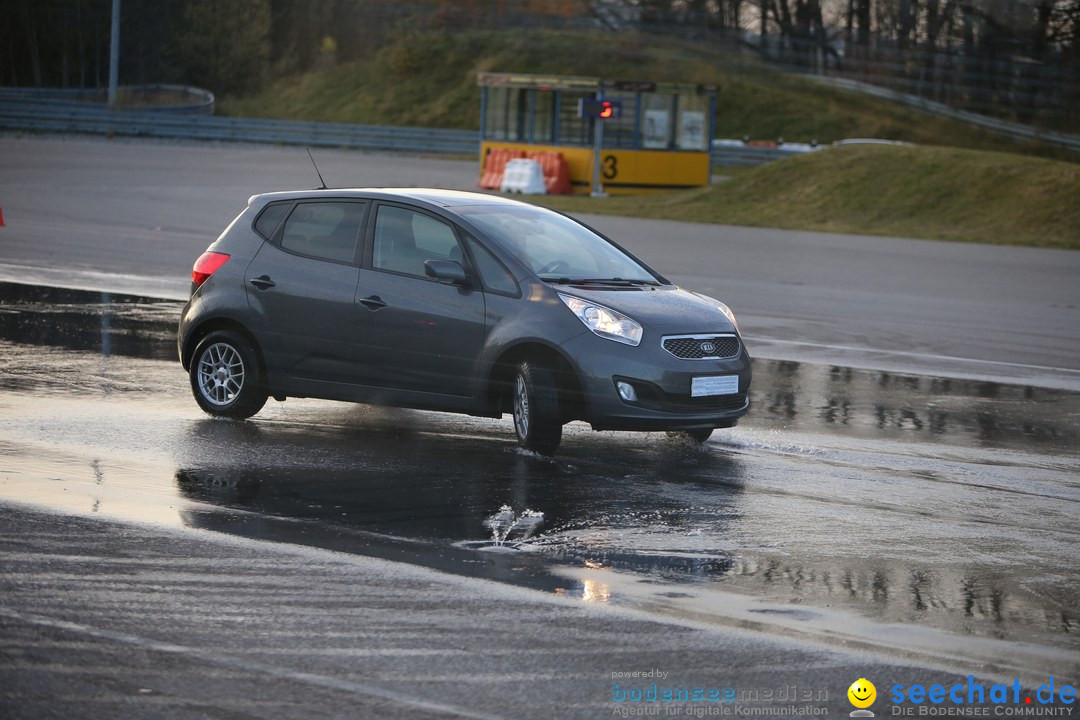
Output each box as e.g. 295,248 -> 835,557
220,29 -> 1051,156
537,144 -> 1080,249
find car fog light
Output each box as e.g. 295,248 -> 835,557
616,381 -> 638,402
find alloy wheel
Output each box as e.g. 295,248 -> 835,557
514,374 -> 530,438
197,342 -> 245,406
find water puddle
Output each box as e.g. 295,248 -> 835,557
1,280 -> 1076,453
458,504 -> 546,551
0,281 -> 183,362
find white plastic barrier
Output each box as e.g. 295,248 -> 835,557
499,158 -> 547,195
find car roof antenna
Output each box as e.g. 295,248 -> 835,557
306,147 -> 328,190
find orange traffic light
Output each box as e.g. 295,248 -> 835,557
577,98 -> 622,119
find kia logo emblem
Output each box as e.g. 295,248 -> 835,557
700,342 -> 716,354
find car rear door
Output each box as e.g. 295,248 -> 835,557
245,200 -> 367,383
353,202 -> 486,397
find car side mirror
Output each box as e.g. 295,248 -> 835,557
424,259 -> 470,286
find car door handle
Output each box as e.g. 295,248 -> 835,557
249,276 -> 276,290
359,295 -> 387,311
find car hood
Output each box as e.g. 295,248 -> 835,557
555,284 -> 739,335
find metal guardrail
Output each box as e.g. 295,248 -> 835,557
0,85 -> 216,115
710,143 -> 809,166
810,76 -> 1080,155
0,98 -> 796,166
0,101 -> 479,154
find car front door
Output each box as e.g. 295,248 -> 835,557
353,203 -> 486,397
245,200 -> 367,383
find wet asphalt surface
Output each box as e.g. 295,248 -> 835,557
1,281 -> 1078,688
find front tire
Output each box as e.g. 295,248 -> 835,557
512,360 -> 562,454
190,330 -> 268,419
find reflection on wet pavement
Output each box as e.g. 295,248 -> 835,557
158,409 -> 1079,653
0,281 -> 181,361
750,359 -> 1078,455
2,280 -> 1079,667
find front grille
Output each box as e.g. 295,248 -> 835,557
653,393 -> 748,414
663,334 -> 740,360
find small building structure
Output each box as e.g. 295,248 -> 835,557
478,72 -> 718,194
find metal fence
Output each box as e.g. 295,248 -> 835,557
384,2 -> 1080,144
0,100 -> 480,155
0,94 -> 800,167
0,85 -> 216,115
809,76 -> 1080,155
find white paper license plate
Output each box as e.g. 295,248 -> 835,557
691,375 -> 739,397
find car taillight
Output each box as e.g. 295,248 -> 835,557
192,251 -> 230,287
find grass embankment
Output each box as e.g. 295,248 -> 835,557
220,29 -> 1055,157
534,144 -> 1080,249
220,30 -> 1077,247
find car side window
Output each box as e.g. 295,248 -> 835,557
279,201 -> 365,264
464,234 -> 519,296
372,205 -> 463,278
254,201 -> 291,240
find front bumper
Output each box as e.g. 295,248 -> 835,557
559,329 -> 753,432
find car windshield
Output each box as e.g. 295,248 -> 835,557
458,205 -> 659,284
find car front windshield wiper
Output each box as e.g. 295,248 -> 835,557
539,276 -> 660,287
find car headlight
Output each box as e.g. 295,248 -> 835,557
558,293 -> 642,346
716,301 -> 740,332
693,293 -> 740,332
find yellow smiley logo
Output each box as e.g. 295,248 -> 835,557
848,678 -> 877,708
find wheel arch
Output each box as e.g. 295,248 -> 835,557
182,318 -> 267,380
484,341 -> 587,422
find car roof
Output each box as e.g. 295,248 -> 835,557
248,188 -> 530,211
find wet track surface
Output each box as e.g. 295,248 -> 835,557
1,281 -> 1079,678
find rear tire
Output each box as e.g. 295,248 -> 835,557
189,330 -> 268,419
512,360 -> 562,454
667,428 -> 714,443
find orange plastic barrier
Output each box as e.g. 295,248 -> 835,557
526,151 -> 572,195
479,148 -> 526,190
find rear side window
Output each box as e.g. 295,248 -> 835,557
254,202 -> 291,240
279,201 -> 366,264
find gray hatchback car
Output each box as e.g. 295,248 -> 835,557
178,189 -> 751,453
